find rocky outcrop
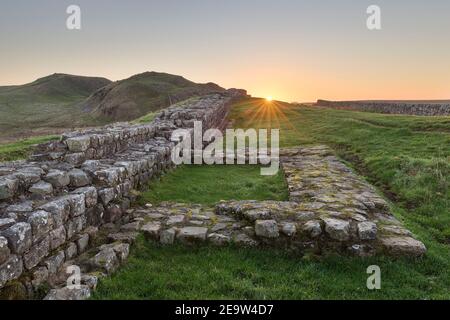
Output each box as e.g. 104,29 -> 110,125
316,99 -> 450,116
0,90 -> 246,298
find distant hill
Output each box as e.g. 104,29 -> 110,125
0,72 -> 227,142
83,71 -> 225,121
0,73 -> 111,101
0,74 -> 112,142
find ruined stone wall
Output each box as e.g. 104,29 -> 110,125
0,89 -> 246,295
316,99 -> 450,116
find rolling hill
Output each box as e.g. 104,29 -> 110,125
0,74 -> 112,142
0,72 -> 225,142
83,72 -> 225,121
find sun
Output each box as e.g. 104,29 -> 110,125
266,96 -> 273,102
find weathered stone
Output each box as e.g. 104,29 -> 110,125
6,201 -> 34,214
255,220 -> 279,238
99,243 -> 130,262
348,244 -> 375,257
76,233 -> 90,254
208,233 -> 231,246
107,232 -> 139,244
0,255 -> 23,289
233,233 -> 258,247
357,222 -> 377,240
65,242 -> 78,260
68,169 -> 91,187
97,187 -> 114,207
0,218 -> 16,231
66,215 -> 86,239
120,221 -> 141,232
13,168 -> 42,185
177,227 -> 208,243
49,226 -> 67,250
44,251 -> 65,275
64,152 -> 86,165
66,135 -> 91,152
72,187 -> 98,208
39,198 -> 70,227
0,176 -> 19,200
244,209 -> 272,221
23,236 -> 50,270
66,194 -> 86,217
323,218 -> 350,241
28,210 -> 52,242
160,228 -> 176,245
44,169 -> 70,188
166,215 -> 185,225
81,274 -> 98,290
44,285 -> 91,300
0,236 -> 10,265
281,223 -> 297,237
302,220 -> 322,238
142,222 -> 161,239
29,181 -> 53,195
380,237 -> 426,257
89,248 -> 118,274
2,222 -> 32,254
31,266 -> 49,288
104,204 -> 122,223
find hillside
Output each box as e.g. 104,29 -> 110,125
0,74 -> 112,142
0,72 -> 225,142
83,71 -> 225,121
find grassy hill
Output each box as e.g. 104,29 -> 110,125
0,74 -> 112,142
0,72 -> 224,142
83,71 -> 225,121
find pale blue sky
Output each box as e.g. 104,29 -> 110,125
1,0 -> 449,101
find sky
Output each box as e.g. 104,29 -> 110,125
1,0 -> 449,102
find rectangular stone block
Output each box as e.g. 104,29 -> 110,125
23,236 -> 50,270
0,255 -> 23,289
1,222 -> 32,254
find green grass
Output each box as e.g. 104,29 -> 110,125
92,98 -> 450,299
0,135 -> 59,162
139,165 -> 288,205
93,236 -> 449,300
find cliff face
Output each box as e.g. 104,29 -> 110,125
316,100 -> 450,116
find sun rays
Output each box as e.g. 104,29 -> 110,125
242,98 -> 298,133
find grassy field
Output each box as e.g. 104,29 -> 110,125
0,135 -> 59,162
138,165 -> 288,205
93,98 -> 450,300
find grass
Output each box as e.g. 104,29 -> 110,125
0,135 -> 60,162
92,236 -> 449,300
93,98 -> 450,300
138,165 -> 288,205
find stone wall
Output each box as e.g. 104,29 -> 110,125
315,99 -> 450,116
0,89 -> 246,295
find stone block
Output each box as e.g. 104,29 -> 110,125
28,210 -> 52,242
255,220 -> 279,238
66,136 -> 91,152
44,170 -> 70,188
2,222 -> 32,254
23,236 -> 50,270
68,169 -> 91,187
29,181 -> 53,195
323,218 -> 350,241
49,225 -> 66,250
